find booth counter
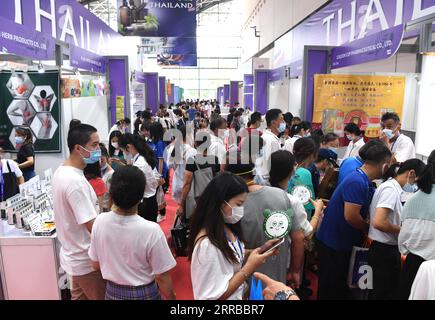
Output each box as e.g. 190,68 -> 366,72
0,220 -> 61,300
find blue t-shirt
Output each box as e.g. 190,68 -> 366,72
149,140 -> 168,177
187,109 -> 197,121
317,168 -> 375,252
338,156 -> 364,185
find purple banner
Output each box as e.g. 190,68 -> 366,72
168,83 -> 175,105
118,0 -> 197,38
224,85 -> 230,103
144,73 -> 159,114
0,16 -> 56,60
244,75 -> 254,111
332,25 -> 404,69
305,49 -> 329,122
217,87 -> 224,106
70,45 -> 106,74
274,0 -> 435,71
230,81 -> 239,107
255,70 -> 269,115
0,0 -> 121,57
269,67 -> 285,82
108,58 -> 128,125
159,76 -> 166,106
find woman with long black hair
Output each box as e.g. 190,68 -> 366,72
108,130 -> 125,170
188,172 -> 279,300
118,133 -> 159,222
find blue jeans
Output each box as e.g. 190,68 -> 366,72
23,170 -> 36,181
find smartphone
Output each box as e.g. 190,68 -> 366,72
260,238 -> 285,254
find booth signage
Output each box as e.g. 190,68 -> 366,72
0,0 -> 121,58
70,46 -> 107,74
313,74 -> 405,138
0,16 -> 56,60
274,0 -> 435,71
331,24 -> 405,69
0,71 -> 61,153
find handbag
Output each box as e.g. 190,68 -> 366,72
170,215 -> 190,257
347,237 -> 372,289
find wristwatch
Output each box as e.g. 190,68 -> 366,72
274,289 -> 297,300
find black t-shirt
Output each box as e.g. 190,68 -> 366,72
186,155 -> 220,175
17,143 -> 35,172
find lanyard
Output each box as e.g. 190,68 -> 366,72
0,165 -> 4,202
133,154 -> 140,164
225,231 -> 244,267
391,134 -> 401,151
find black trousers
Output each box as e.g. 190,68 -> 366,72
317,240 -> 352,300
397,252 -> 426,300
368,241 -> 401,300
138,194 -> 158,222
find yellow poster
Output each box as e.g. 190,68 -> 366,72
313,75 -> 405,138
116,96 -> 125,121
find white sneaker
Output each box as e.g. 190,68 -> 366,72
157,214 -> 166,223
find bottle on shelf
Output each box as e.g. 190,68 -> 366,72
119,0 -> 132,28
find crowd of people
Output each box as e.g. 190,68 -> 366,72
33,98 -> 434,300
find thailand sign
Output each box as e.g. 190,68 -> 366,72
117,0 -> 197,38
313,74 -> 405,138
0,0 -> 121,59
273,0 -> 435,71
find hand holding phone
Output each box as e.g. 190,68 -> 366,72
259,238 -> 285,254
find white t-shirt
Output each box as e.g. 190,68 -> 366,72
209,134 -> 227,164
133,154 -> 158,198
283,135 -> 301,153
101,167 -> 114,210
259,130 -> 281,181
167,144 -> 197,204
89,212 -> 176,286
52,166 -> 99,276
391,134 -> 416,163
287,193 -> 313,237
343,138 -> 365,160
369,179 -> 403,245
1,159 -> 23,178
191,237 -> 245,300
409,261 -> 435,300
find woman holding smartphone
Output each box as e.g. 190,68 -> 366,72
189,172 -> 279,300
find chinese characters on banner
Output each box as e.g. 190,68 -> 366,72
116,96 -> 125,121
313,75 -> 405,138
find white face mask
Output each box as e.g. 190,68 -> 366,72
111,142 -> 119,149
223,201 -> 244,224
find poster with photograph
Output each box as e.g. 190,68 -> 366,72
0,71 -> 61,153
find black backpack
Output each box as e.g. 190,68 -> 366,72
1,160 -> 20,201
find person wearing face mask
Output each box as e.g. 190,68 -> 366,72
15,126 -> 35,181
118,133 -> 159,222
108,131 -> 125,170
189,172 -> 281,300
316,140 -> 392,300
259,109 -> 285,184
308,148 -> 338,197
343,123 -> 365,161
107,118 -> 131,142
52,124 -> 106,300
226,155 -> 305,288
381,112 -> 415,164
283,122 -> 311,153
288,138 -> 319,218
367,159 -> 426,300
398,150 -> 435,300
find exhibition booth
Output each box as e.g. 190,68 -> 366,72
234,0 -> 435,159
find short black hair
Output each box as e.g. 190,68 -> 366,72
381,112 -> 400,124
210,117 -> 226,131
124,117 -> 131,125
344,123 -> 364,136
69,119 -> 82,131
99,143 -> 109,158
110,166 -> 146,210
270,150 -> 296,188
291,121 -> 310,136
84,162 -> 101,179
359,140 -> 392,164
284,112 -> 294,125
293,137 -> 318,164
322,133 -> 339,144
266,109 -> 282,127
249,112 -> 262,125
67,124 -> 97,152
